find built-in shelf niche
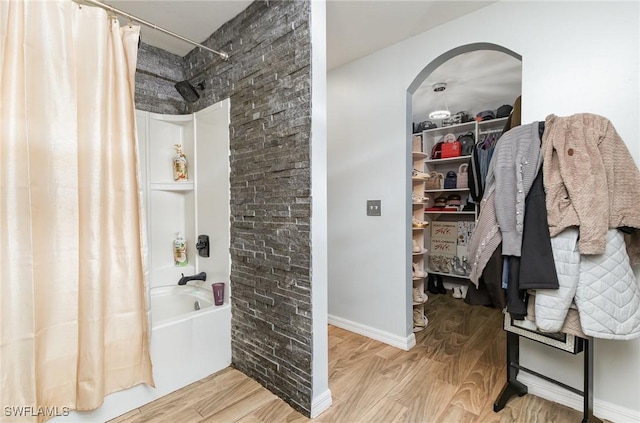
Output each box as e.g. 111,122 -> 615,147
148,113 -> 195,185
136,100 -> 231,297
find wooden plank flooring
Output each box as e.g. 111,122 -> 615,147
109,293 -> 591,423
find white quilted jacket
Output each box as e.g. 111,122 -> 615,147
535,228 -> 640,340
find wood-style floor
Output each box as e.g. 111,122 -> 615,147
109,292 -> 589,423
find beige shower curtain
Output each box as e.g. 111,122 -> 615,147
0,1 -> 153,421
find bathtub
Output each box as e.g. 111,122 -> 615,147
151,285 -> 215,326
54,285 -> 231,422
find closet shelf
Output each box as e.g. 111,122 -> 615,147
422,121 -> 476,137
425,155 -> 471,165
425,211 -> 476,216
426,268 -> 470,279
425,188 -> 470,193
412,146 -> 428,332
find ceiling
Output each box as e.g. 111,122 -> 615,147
325,1 -> 494,70
106,0 -> 519,120
412,50 -> 522,124
108,0 -> 253,57
108,0 -> 495,68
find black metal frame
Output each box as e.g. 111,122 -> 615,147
494,330 -> 602,423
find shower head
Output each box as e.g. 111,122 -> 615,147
174,80 -> 201,103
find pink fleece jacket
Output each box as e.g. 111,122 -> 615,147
542,114 -> 640,264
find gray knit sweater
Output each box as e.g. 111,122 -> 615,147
485,122 -> 543,256
468,122 -> 543,284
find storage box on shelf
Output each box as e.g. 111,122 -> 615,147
411,148 -> 429,332
421,117 -> 507,292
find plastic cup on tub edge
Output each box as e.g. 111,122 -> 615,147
212,283 -> 225,306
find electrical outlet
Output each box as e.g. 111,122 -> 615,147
367,200 -> 382,216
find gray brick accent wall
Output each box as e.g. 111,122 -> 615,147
133,0 -> 314,416
135,42 -> 186,114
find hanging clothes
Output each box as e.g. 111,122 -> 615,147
468,122 -> 544,283
519,166 -> 559,290
490,122 -> 543,256
535,228 -> 640,340
469,95 -> 522,204
542,113 -> 640,264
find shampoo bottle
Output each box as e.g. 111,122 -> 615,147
173,144 -> 188,181
173,233 -> 188,266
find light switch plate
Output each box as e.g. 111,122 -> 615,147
367,200 -> 382,216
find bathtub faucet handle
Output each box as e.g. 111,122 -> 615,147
177,271 -> 207,285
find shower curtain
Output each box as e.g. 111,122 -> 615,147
0,1 -> 153,421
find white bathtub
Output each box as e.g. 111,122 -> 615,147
55,285 -> 231,422
151,285 -> 215,326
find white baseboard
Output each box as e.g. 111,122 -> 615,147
518,373 -> 640,423
328,314 -> 416,351
310,388 -> 332,418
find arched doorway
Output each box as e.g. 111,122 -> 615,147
407,43 -> 522,338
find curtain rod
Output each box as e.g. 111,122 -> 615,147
79,0 -> 229,60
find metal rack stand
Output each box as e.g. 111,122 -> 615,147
493,329 -> 603,423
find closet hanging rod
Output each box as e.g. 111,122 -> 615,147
78,0 -> 229,60
479,128 -> 504,135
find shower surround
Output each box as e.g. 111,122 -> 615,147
135,0 -> 314,416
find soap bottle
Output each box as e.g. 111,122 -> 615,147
173,144 -> 188,181
173,233 -> 188,266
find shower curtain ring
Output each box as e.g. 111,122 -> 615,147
106,7 -> 117,23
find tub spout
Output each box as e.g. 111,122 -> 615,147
178,271 -> 207,285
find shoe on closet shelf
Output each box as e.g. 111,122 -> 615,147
452,257 -> 466,276
413,239 -> 424,253
436,275 -> 446,294
462,256 -> 471,275
460,285 -> 468,299
452,286 -> 463,299
412,263 -> 427,279
427,274 -> 439,295
413,287 -> 428,304
428,255 -> 440,273
412,193 -> 430,203
412,169 -> 431,180
413,309 -> 429,328
412,217 -> 429,228
438,256 -> 451,273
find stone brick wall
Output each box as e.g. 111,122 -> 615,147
135,42 -> 186,114
134,0 -> 314,416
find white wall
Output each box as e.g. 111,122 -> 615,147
310,0 -> 332,417
194,99 -> 231,288
328,0 -> 640,416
